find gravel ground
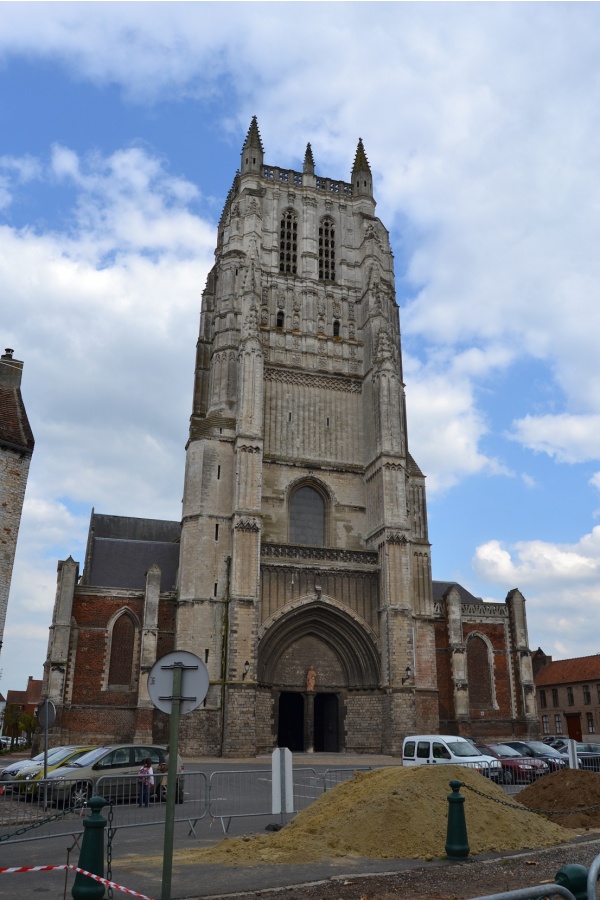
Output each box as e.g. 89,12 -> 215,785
201,834 -> 600,900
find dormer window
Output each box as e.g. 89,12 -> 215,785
319,218 -> 335,281
280,210 -> 297,275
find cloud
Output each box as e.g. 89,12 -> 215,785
509,414 -> 600,464
472,529 -> 600,658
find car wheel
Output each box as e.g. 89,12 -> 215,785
502,768 -> 514,785
70,781 -> 92,808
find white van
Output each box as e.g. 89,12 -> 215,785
402,735 -> 502,781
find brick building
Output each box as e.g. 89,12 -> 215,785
0,348 -> 35,656
533,649 -> 600,741
43,120 -> 538,754
3,676 -> 42,739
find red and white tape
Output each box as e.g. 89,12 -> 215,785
0,864 -> 154,899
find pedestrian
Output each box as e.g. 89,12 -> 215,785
137,757 -> 154,807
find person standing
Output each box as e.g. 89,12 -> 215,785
137,757 -> 154,807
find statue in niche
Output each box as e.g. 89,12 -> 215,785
277,292 -> 285,310
260,307 -> 269,326
243,305 -> 259,340
306,666 -> 317,692
293,313 -> 300,330
317,297 -> 326,317
333,301 -> 341,318
349,322 -> 356,339
293,293 -> 302,312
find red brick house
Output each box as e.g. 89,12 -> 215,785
533,650 -> 600,741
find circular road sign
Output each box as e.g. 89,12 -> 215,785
147,650 -> 209,715
37,700 -> 56,728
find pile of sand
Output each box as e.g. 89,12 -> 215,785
176,765 -> 573,866
518,769 -> 600,829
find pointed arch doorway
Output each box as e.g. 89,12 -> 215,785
261,598 -> 380,754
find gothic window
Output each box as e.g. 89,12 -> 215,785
280,210 -> 297,275
289,485 -> 326,546
333,320 -> 340,338
107,611 -> 136,689
318,218 -> 335,281
466,634 -> 494,709
276,310 -> 284,329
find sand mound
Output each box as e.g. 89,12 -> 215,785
518,768 -> 600,829
176,765 -> 573,866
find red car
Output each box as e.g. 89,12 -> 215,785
476,743 -> 549,785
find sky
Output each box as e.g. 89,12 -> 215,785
2,2 -> 600,695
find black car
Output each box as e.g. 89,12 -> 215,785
504,740 -> 568,772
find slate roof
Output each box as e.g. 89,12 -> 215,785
83,512 -> 181,592
432,581 -> 484,605
0,358 -> 34,454
535,654 -> 600,686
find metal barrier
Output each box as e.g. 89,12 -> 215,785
208,767 -> 318,833
0,771 -> 209,843
322,766 -> 373,790
466,886 -> 577,900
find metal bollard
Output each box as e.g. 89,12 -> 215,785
445,779 -> 469,859
72,796 -> 108,899
555,864 -> 589,900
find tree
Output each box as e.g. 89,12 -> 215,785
20,712 -> 36,746
3,704 -> 22,749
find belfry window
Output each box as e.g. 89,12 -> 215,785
290,486 -> 325,546
319,218 -> 335,282
276,310 -> 284,329
280,210 -> 298,275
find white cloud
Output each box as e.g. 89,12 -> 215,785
510,414 -> 600,464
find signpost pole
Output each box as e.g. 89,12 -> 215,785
161,663 -> 182,900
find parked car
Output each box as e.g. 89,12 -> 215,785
13,746 -> 95,796
1,746 -> 73,783
558,742 -> 600,772
402,735 -> 502,781
43,744 -> 183,806
475,743 -> 549,784
503,740 -> 568,773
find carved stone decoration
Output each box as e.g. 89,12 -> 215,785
235,517 -> 260,532
386,532 -> 408,544
333,301 -> 341,318
264,368 -> 362,393
306,665 -> 316,692
277,292 -> 285,310
317,297 -> 326,317
243,304 -> 260,340
260,307 -> 269,326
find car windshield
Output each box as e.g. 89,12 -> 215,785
446,741 -> 479,758
527,741 -> 561,756
66,747 -> 109,767
489,744 -> 521,758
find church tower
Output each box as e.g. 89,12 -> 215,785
177,118 -> 438,755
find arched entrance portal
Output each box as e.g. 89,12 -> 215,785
278,692 -> 305,751
259,598 -> 380,753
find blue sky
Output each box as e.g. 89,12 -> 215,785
2,2 -> 600,696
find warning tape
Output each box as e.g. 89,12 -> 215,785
0,864 -> 154,899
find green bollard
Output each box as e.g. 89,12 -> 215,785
445,779 -> 469,859
555,864 -> 589,900
72,796 -> 108,899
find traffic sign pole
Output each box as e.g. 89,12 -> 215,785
161,663 -> 182,900
147,651 -> 209,900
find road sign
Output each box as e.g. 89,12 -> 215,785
37,700 -> 56,728
147,650 -> 209,715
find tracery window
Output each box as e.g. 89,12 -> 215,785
280,210 -> 297,275
107,611 -> 136,689
289,485 -> 326,546
466,634 -> 494,709
318,219 -> 335,281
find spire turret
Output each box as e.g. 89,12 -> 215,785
303,142 -> 315,176
351,137 -> 373,199
241,116 -> 264,175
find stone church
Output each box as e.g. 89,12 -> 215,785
43,119 -> 539,755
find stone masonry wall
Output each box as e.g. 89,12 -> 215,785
0,448 -> 31,647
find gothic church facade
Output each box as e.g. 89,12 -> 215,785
43,120 -> 538,754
